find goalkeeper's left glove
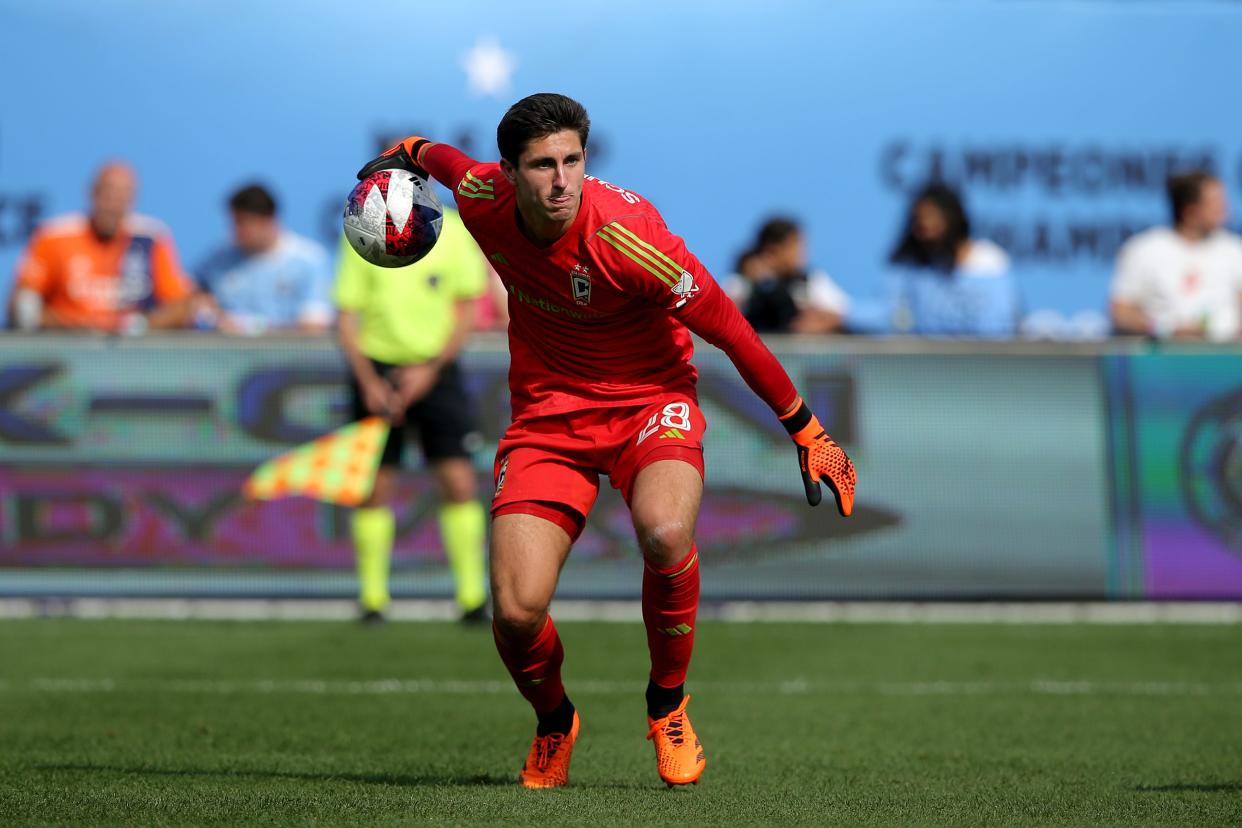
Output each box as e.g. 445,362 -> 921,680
779,397 -> 856,515
356,136 -> 432,180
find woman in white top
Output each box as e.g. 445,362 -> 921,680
882,183 -> 1017,337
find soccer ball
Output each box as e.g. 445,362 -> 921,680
343,169 -> 442,267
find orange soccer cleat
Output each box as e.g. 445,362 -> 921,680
646,694 -> 706,787
519,711 -> 581,789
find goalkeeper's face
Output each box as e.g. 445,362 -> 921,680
503,129 -> 585,235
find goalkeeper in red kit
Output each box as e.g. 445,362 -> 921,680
357,93 -> 856,789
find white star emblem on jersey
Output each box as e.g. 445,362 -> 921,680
461,36 -> 517,98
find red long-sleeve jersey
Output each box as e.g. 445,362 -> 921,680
421,143 -> 798,421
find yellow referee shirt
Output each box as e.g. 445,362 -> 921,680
334,208 -> 487,364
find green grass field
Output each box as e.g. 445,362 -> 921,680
1,619 -> 1240,826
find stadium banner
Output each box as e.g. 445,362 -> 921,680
9,336 -> 1239,600
1106,354 -> 1242,599
3,2 -> 1242,337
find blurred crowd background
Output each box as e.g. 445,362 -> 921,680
4,0 -> 1242,603
3,1 -> 1241,342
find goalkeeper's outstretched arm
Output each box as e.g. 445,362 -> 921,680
356,137 -> 480,205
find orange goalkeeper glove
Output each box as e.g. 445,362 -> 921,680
779,397 -> 856,515
356,136 -> 432,180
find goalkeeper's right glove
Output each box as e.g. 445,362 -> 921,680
356,136 -> 432,180
779,397 -> 857,516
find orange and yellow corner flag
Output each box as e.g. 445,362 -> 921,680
243,417 -> 390,507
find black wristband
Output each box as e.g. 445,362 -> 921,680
780,400 -> 813,436
412,138 -> 430,161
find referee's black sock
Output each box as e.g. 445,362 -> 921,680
536,694 -> 576,736
646,680 -> 685,720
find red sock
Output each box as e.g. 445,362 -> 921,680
643,545 -> 700,688
493,615 -> 566,715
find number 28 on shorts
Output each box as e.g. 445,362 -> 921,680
637,401 -> 694,445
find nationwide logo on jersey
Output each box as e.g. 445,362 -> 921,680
458,171 -> 495,200
509,284 -> 603,321
570,264 -> 592,305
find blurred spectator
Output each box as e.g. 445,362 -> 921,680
882,183 -> 1017,337
8,162 -> 195,333
196,184 -> 333,334
1110,171 -> 1242,341
724,217 -> 847,334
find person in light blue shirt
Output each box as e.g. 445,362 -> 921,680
851,183 -> 1019,337
196,184 -> 334,334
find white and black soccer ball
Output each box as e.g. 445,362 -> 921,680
343,169 -> 443,267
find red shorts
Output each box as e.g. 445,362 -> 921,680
491,395 -> 707,541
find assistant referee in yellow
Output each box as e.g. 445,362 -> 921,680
334,205 -> 489,623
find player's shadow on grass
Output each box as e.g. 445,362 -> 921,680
1136,783 -> 1242,793
37,763 -> 512,788
37,763 -> 652,790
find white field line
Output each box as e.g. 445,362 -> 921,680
3,678 -> 1241,697
1,599 -> 1241,624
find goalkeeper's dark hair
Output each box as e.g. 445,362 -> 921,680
1167,170 -> 1215,226
497,93 -> 590,164
889,182 -> 970,273
228,184 -> 278,217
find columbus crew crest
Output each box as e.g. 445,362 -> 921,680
570,264 -> 592,306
